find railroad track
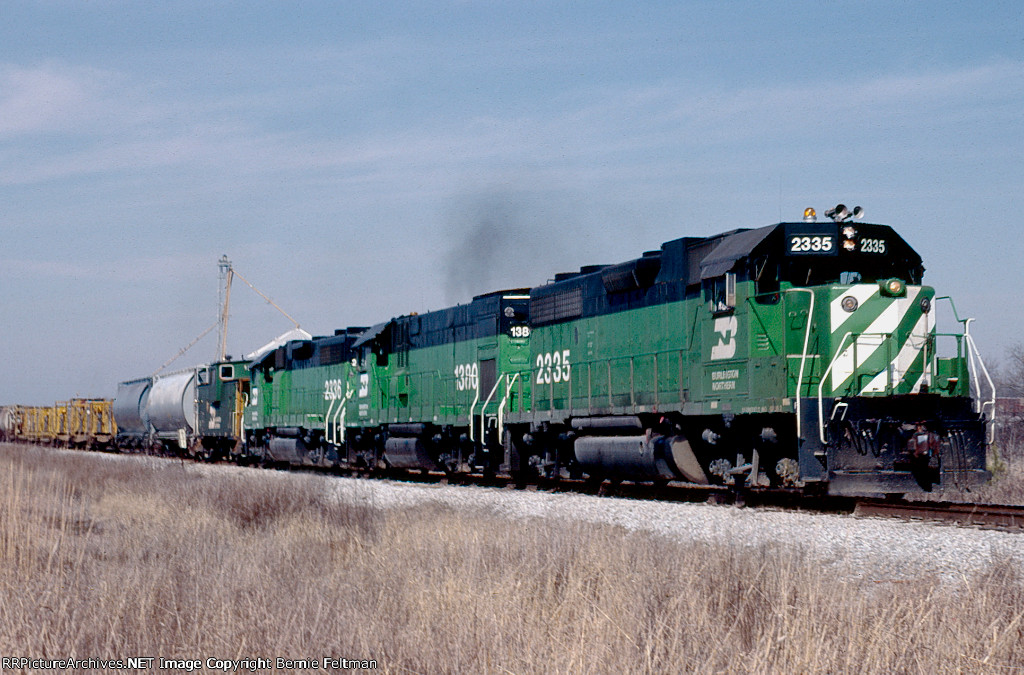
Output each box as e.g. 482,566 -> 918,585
300,470 -> 1024,534
539,479 -> 1024,533
854,499 -> 1024,532
387,473 -> 1024,530
18,442 -> 1024,531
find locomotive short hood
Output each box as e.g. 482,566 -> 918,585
694,221 -> 923,283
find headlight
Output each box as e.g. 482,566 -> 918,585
841,296 -> 859,313
880,278 -> 906,297
841,225 -> 858,251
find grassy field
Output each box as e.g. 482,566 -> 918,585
1,442 -> 1023,674
977,424 -> 1024,504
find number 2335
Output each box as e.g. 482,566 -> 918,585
536,350 -> 570,384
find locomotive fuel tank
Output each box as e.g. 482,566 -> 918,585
383,423 -> 436,469
266,428 -> 307,463
571,417 -> 708,483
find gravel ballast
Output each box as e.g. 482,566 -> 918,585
326,475 -> 1024,585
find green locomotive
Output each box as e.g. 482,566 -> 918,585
502,206 -> 990,495
245,328 -> 366,465
239,206 -> 989,497
244,289 -> 532,473
345,290 -> 531,473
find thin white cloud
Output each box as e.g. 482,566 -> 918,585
1,58 -> 1021,216
0,63 -> 125,135
547,61 -> 1024,153
0,251 -> 208,285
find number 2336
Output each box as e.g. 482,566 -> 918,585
536,350 -> 571,384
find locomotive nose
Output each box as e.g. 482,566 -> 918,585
824,284 -> 935,398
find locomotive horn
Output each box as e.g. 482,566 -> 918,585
852,206 -> 864,219
832,204 -> 850,221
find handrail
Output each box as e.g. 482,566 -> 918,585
533,347 -> 692,416
239,392 -> 249,440
325,388 -> 353,446
325,397 -> 336,441
936,298 -> 997,443
497,372 -> 521,445
817,331 -> 855,443
334,395 -> 349,444
934,295 -> 964,324
963,321 -> 997,443
784,288 -> 815,442
475,374 -> 505,443
468,381 -> 482,442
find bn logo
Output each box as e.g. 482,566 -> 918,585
710,316 -> 738,360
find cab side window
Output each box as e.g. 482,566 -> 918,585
704,273 -> 736,313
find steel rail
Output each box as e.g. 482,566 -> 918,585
853,499 -> 1024,532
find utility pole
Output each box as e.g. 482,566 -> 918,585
217,255 -> 233,362
155,254 -> 300,375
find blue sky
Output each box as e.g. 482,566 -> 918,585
1,0 -> 1021,404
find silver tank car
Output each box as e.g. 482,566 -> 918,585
113,377 -> 152,441
146,368 -> 199,444
0,406 -> 18,442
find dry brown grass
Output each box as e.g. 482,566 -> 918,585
962,436 -> 1024,505
2,442 -> 1023,674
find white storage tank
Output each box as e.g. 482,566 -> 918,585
147,368 -> 199,440
113,377 -> 152,438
